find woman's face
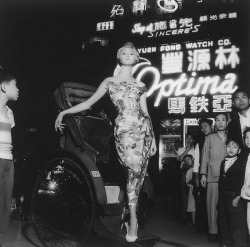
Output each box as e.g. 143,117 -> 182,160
118,47 -> 137,66
200,122 -> 212,136
245,131 -> 250,148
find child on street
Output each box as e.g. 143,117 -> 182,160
0,69 -> 19,247
183,154 -> 196,226
218,139 -> 247,247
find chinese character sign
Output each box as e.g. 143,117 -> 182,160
134,36 -> 239,113
132,0 -> 147,15
110,5 -> 124,18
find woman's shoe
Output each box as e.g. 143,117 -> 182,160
125,223 -> 138,242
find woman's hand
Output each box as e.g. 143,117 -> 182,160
55,112 -> 66,131
150,139 -> 157,156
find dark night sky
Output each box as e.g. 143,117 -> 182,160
0,0 -> 115,85
0,0 -> 118,154
0,0 -> 117,131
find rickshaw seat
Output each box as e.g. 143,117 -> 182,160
53,82 -> 113,162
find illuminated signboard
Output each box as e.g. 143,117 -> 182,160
97,1 -> 243,117
131,36 -> 239,115
132,19 -> 200,37
131,11 -> 237,37
96,21 -> 114,31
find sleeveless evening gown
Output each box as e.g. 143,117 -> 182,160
107,80 -> 154,205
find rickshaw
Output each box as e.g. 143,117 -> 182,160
30,82 -> 160,246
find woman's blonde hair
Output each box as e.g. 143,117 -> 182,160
117,42 -> 140,65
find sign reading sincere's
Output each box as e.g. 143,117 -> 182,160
133,36 -> 239,115
131,11 -> 237,37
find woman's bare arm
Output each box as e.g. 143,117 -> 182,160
55,78 -> 109,130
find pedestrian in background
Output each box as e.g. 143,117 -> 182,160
228,87 -> 250,148
183,154 -> 196,226
200,113 -> 228,242
241,128 -> 250,236
177,133 -> 196,223
193,118 -> 213,233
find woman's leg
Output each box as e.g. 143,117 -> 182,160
126,164 -> 147,237
128,202 -> 138,236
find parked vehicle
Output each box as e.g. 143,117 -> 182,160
31,82 -> 159,246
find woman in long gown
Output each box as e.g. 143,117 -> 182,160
55,42 -> 157,242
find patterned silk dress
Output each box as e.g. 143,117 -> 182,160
107,80 -> 154,205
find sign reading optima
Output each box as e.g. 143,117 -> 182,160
132,37 -> 239,115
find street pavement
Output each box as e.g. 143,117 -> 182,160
3,199 -> 219,247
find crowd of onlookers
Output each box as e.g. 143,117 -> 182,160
162,87 -> 250,247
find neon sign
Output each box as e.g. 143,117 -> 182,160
184,118 -> 200,126
96,21 -> 114,31
215,45 -> 240,69
157,0 -> 178,13
138,46 -> 157,54
131,21 -> 200,37
110,5 -> 124,17
199,12 -> 237,22
159,40 -> 240,74
187,49 -> 211,71
134,62 -> 237,107
131,12 -> 238,38
189,96 -> 209,113
185,41 -> 214,49
162,52 -> 183,74
213,95 -> 232,112
166,95 -> 233,115
131,37 -> 239,109
132,0 -> 147,15
168,97 -> 185,114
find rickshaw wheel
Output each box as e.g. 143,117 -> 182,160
31,155 -> 96,247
